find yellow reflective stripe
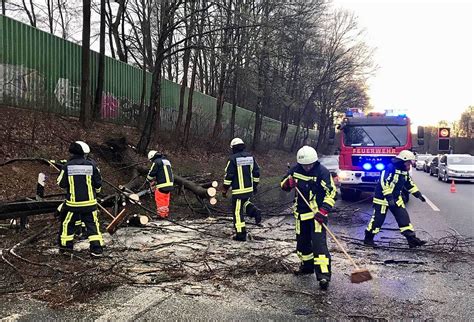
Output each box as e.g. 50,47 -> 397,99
299,212 -> 315,221
224,160 -> 230,173
315,220 -> 322,233
373,198 -> 388,206
243,200 -> 251,209
253,177 -> 260,182
86,175 -> 94,202
367,215 -> 375,231
381,205 -> 387,214
75,220 -> 82,226
147,163 -> 155,180
96,187 -> 101,193
87,210 -> 104,245
321,176 -> 336,207
396,196 -> 405,208
57,170 -> 64,185
295,217 -> 301,235
224,180 -> 232,185
314,255 -> 329,273
237,166 -> 245,190
68,176 -> 75,202
163,166 -> 171,184
301,253 -> 314,261
235,199 -> 245,232
66,199 -> 97,207
293,172 -> 315,181
281,176 -> 289,188
156,182 -> 173,189
400,224 -> 414,232
232,187 -> 254,195
61,212 -> 74,246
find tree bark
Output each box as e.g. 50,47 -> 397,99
79,0 -> 92,128
93,0 -> 106,120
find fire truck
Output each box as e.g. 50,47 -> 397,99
336,109 -> 420,201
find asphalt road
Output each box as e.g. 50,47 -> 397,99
410,169 -> 474,238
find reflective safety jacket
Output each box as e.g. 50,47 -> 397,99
281,162 -> 336,221
373,161 -> 419,208
223,151 -> 260,199
147,155 -> 174,193
57,155 -> 102,212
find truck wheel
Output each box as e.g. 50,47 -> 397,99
340,188 -> 361,201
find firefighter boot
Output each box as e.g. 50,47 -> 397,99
254,209 -> 262,225
319,279 -> 329,290
233,233 -> 247,242
294,263 -> 314,275
364,230 -> 376,247
90,245 -> 104,258
406,235 -> 427,248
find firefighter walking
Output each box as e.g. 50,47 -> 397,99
364,150 -> 427,248
281,146 -> 336,290
56,141 -> 104,257
223,138 -> 262,241
146,150 -> 174,219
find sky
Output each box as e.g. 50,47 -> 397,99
331,0 -> 474,128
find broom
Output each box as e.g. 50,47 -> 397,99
294,186 -> 372,283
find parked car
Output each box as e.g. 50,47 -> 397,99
415,154 -> 431,171
429,156 -> 439,176
423,156 -> 434,172
437,154 -> 474,183
319,156 -> 340,187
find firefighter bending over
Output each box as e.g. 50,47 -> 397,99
223,138 -> 262,241
281,146 -> 336,290
57,141 -> 104,257
364,150 -> 427,248
146,150 -> 174,219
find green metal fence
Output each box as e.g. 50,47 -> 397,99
0,15 -> 315,146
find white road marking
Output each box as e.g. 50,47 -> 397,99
423,194 -> 440,212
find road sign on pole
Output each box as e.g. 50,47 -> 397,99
438,127 -> 450,151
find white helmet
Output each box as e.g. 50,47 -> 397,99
230,137 -> 245,148
297,146 -> 318,165
148,150 -> 158,160
396,150 -> 416,161
76,141 -> 90,154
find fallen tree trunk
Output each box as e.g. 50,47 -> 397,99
0,200 -> 63,220
174,175 -> 216,199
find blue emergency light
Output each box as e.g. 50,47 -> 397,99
375,163 -> 385,171
362,163 -> 372,170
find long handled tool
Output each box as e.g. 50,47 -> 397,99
294,186 -> 372,283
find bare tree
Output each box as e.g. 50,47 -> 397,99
79,0 -> 92,128
93,0 -> 106,120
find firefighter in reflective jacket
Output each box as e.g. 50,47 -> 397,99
146,150 -> 174,219
223,138 -> 262,241
281,146 -> 336,290
56,141 -> 104,257
364,150 -> 427,248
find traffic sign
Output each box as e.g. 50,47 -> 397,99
438,127 -> 450,138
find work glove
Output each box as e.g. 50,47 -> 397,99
315,208 -> 328,225
413,191 -> 426,202
283,176 -> 297,190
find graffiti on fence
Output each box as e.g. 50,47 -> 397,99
0,64 -> 45,104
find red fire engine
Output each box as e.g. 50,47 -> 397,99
336,109 -> 416,201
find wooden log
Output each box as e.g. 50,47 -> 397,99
201,181 -> 218,189
174,175 -> 215,199
127,214 -> 149,227
209,197 -> 218,205
207,187 -> 217,197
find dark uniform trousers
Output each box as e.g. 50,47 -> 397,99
366,203 -> 415,237
59,210 -> 104,250
232,197 -> 260,239
296,215 -> 332,281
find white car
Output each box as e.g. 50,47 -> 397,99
415,154 -> 431,171
437,154 -> 474,183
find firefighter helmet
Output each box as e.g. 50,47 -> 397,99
396,150 -> 416,161
148,150 -> 158,160
297,146 -> 318,165
230,137 -> 245,148
69,141 -> 90,155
